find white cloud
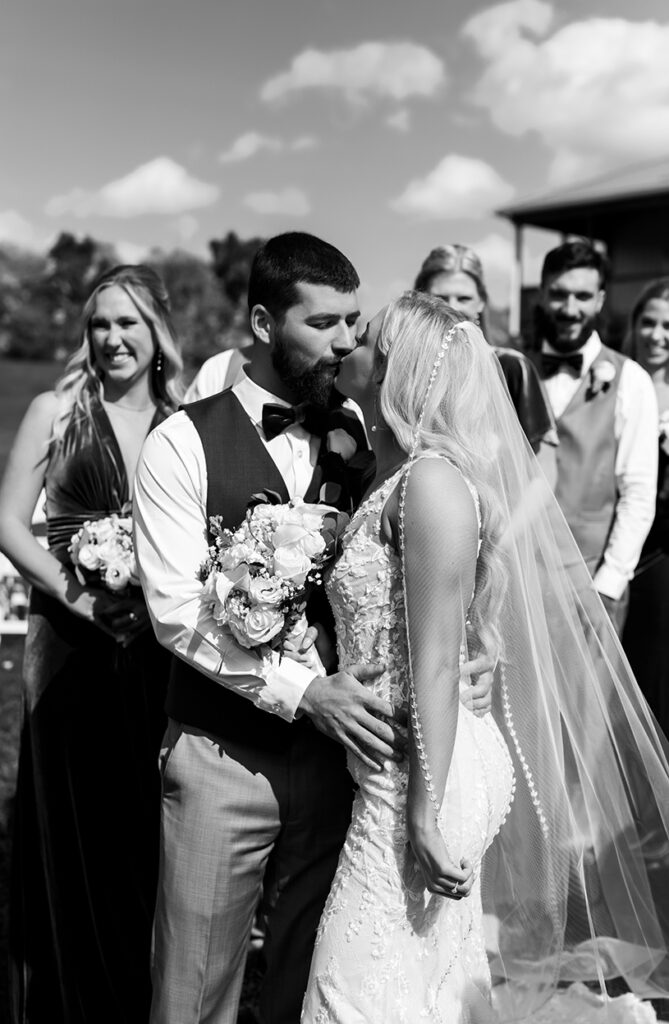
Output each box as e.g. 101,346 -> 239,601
45,157 -> 219,218
391,154 -> 514,219
291,135 -> 318,152
386,108 -> 411,133
219,132 -> 283,163
219,132 -> 319,164
464,2 -> 669,183
261,42 -> 446,105
467,232 -> 514,307
0,210 -> 44,249
113,240 -> 149,264
243,187 -> 310,216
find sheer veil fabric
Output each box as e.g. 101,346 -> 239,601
389,314 -> 669,1019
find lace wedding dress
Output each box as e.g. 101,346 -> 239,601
301,465 -> 515,1023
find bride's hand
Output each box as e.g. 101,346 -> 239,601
406,816 -> 474,900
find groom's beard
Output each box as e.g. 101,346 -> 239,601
272,335 -> 339,409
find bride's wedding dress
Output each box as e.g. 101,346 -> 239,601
302,465 -> 515,1023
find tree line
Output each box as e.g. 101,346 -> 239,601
0,232 -> 264,372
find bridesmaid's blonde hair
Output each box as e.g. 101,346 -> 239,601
53,264 -> 182,447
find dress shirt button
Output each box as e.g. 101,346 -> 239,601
297,449 -> 304,458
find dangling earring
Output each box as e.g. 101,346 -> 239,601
371,396 -> 382,433
155,349 -> 163,373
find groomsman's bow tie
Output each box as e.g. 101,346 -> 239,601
541,352 -> 583,377
261,402 -> 328,441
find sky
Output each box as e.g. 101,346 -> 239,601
3,0 -> 669,317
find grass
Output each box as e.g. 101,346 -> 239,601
0,358 -> 61,480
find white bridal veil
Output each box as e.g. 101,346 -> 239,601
387,304 -> 669,1019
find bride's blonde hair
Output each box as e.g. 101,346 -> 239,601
377,290 -> 507,658
53,264 -> 182,448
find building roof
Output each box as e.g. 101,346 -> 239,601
498,156 -> 669,228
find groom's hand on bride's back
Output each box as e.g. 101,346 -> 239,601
299,664 -> 407,771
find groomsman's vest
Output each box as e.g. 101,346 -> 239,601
165,389 -> 361,750
545,345 -> 626,575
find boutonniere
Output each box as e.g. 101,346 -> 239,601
659,411 -> 669,456
587,359 -> 616,398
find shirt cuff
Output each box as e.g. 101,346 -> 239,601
255,654 -> 317,721
593,564 -> 629,601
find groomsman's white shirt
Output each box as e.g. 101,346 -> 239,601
133,371 -> 323,722
185,348 -> 247,402
541,331 -> 658,600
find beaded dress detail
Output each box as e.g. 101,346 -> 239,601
302,463 -> 515,1024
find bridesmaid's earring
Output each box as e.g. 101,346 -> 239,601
155,350 -> 164,373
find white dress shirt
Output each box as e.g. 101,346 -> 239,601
133,372 -> 324,722
541,332 -> 658,599
185,349 -> 247,403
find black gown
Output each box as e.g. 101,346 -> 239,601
9,398 -> 171,1024
493,347 -> 557,452
623,441 -> 669,735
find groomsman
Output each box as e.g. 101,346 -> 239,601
532,240 -> 657,634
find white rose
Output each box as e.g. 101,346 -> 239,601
248,576 -> 285,607
103,560 -> 132,592
229,605 -> 284,648
75,542 -> 101,571
272,545 -> 312,586
96,538 -> 121,567
272,523 -> 325,560
294,503 -> 331,532
91,518 -> 116,543
219,542 -> 263,572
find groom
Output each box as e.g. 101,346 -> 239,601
135,232 -> 490,1024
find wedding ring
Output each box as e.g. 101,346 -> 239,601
450,882 -> 458,894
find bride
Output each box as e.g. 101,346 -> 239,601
301,292 -> 669,1022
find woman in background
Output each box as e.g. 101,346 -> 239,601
623,278 -> 669,735
414,244 -> 556,453
0,265 -> 181,1024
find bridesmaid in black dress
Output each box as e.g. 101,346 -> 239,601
413,244 -> 557,454
623,278 -> 669,736
0,265 -> 181,1024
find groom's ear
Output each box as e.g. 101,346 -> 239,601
250,304 -> 274,346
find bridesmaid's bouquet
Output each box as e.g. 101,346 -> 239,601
199,494 -> 348,651
69,513 -> 139,594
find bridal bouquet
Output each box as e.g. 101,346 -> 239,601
199,494 -> 348,651
69,513 -> 139,594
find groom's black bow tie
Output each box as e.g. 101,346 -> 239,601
541,352 -> 583,377
261,402 -> 328,441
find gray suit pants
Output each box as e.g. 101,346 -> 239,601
149,719 -> 353,1024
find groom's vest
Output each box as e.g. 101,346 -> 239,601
165,388 -> 368,750
539,345 -> 626,575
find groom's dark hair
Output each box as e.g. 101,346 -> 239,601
248,232 -> 360,322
